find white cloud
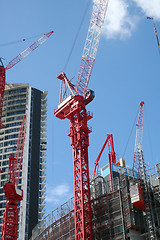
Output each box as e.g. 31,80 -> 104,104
100,0 -> 160,40
133,0 -> 160,20
46,184 -> 72,205
103,0 -> 137,40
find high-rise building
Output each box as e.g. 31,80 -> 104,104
0,83 -> 47,240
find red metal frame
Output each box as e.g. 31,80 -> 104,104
94,134 -> 116,175
1,198 -> 19,240
55,95 -> 93,240
94,134 -> 116,192
1,115 -> 27,240
55,1 -> 109,239
0,66 -> 6,129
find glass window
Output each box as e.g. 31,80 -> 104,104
6,115 -> 24,122
5,128 -> 20,134
7,110 -> 25,116
6,122 -> 22,128
7,105 -> 26,111
5,134 -> 18,140
8,94 -> 26,101
4,140 -> 17,146
8,99 -> 26,106
8,88 -> 26,95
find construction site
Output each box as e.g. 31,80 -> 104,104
30,160 -> 160,240
0,0 -> 160,240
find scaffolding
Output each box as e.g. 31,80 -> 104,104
30,198 -> 75,240
30,165 -> 160,240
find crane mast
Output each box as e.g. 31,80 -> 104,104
0,61 -> 5,128
132,101 -> 144,171
55,1 -> 109,239
132,102 -> 158,239
1,115 -> 27,240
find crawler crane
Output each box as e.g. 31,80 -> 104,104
54,1 -> 109,239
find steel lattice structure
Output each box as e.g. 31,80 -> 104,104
132,101 -> 144,171
55,0 -> 109,239
0,63 -> 5,129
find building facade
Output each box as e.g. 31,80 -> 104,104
0,83 -> 47,239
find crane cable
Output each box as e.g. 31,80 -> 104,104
0,33 -> 46,47
63,0 -> 91,72
122,106 -> 139,159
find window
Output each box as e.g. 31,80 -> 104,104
3,155 -> 10,160
7,110 -> 25,116
4,146 -> 16,153
8,99 -> 26,106
7,105 -> 26,111
8,88 -> 26,95
5,134 -> 18,140
8,94 -> 26,101
6,122 -> 22,128
4,140 -> 17,146
5,128 -> 20,134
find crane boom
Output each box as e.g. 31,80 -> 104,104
75,0 -> 109,96
0,31 -> 53,129
5,31 -> 53,70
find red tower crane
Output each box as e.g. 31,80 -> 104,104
132,101 -> 144,171
0,31 -> 53,128
1,115 -> 27,240
54,1 -> 109,239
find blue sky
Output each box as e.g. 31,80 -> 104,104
1,0 -> 160,215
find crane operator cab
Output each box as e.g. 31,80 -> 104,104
84,89 -> 95,105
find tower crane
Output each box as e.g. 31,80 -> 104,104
131,101 -> 158,239
1,115 -> 27,240
54,1 -> 109,239
0,31 -> 53,128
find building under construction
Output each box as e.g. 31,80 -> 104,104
30,160 -> 160,240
